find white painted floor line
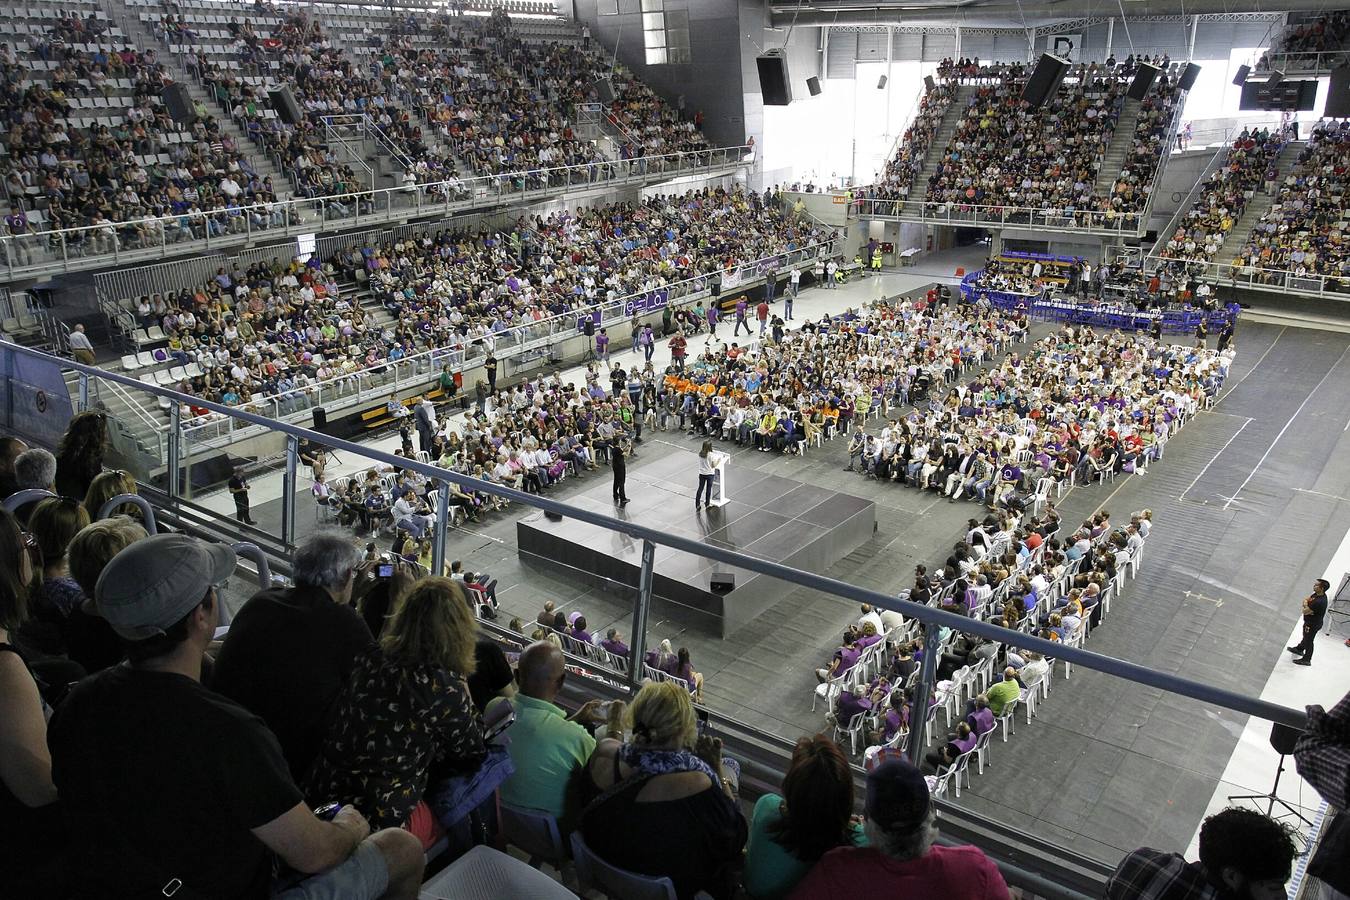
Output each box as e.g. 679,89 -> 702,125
1223,344 -> 1350,511
1215,325 -> 1285,407
1179,419 -> 1251,502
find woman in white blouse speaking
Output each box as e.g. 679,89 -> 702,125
696,440 -> 726,509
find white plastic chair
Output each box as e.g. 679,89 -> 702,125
996,699 -> 1019,742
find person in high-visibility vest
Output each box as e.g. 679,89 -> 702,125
871,247 -> 883,273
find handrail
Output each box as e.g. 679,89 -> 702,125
99,375 -> 161,436
0,337 -> 1308,732
177,238 -> 838,444
231,541 -> 281,589
1128,252 -> 1347,299
0,144 -> 752,279
1258,49 -> 1350,73
97,493 -> 159,534
2,488 -> 56,513
320,115 -> 379,189
1150,143 -> 1229,256
857,198 -> 1147,236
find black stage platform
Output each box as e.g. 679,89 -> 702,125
517,448 -> 877,637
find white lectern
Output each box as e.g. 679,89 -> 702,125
708,456 -> 730,507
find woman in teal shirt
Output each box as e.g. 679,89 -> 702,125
742,734 -> 866,899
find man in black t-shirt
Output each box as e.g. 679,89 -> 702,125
1288,578 -> 1330,665
229,466 -> 257,525
48,533 -> 424,899
213,532 -> 377,784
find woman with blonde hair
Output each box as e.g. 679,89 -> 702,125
20,497 -> 91,656
581,681 -> 747,899
82,469 -> 140,522
307,576 -> 486,849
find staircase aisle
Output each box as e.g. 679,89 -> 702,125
907,84 -> 977,209
1223,141 -> 1305,257
1092,97 -> 1141,198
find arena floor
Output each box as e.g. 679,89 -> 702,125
202,256 -> 1350,862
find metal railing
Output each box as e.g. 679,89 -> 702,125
1258,49 -> 1350,74
1150,143 -> 1230,257
856,198 -> 1150,236
176,238 -> 838,448
0,145 -> 751,281
1131,253 -> 1349,300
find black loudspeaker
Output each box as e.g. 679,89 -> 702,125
162,82 -> 196,124
544,510 -> 563,521
1022,53 -> 1070,108
710,572 -> 736,594
593,76 -> 616,104
806,76 -> 821,96
1232,64 -> 1251,87
756,52 -> 791,106
268,86 -> 304,125
1270,722 -> 1304,756
312,407 -> 328,432
1127,62 -> 1161,100
877,74 -> 887,89
1326,66 -> 1350,119
1267,70 -> 1284,88
1178,62 -> 1201,91
923,75 -> 935,92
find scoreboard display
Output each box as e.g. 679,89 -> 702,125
1239,79 -> 1317,111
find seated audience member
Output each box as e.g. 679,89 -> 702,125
47,533 -> 425,899
214,532 -> 377,782
833,683 -> 874,726
644,637 -> 679,674
83,468 -> 142,521
675,645 -> 705,701
53,410 -> 109,501
20,496 -> 92,655
967,696 -> 996,737
536,599 -> 557,627
923,722 -> 977,774
1106,807 -> 1297,900
744,734 -> 865,899
64,516 -> 146,674
307,577 -> 486,850
11,447 -> 57,522
494,641 -> 608,823
984,668 -> 1021,717
815,638 -> 862,683
789,759 -> 1009,899
581,681 -> 747,899
599,627 -> 630,658
0,435 -> 28,497
0,507 -> 68,897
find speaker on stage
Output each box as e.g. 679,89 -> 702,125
544,510 -> 563,521
593,76 -> 616,105
1128,62 -> 1161,100
268,86 -> 304,125
1178,62 -> 1201,91
757,52 -> 791,106
710,572 -> 735,594
806,76 -> 821,96
1022,53 -> 1070,108
162,82 -> 196,124
312,407 -> 328,432
1232,64 -> 1251,87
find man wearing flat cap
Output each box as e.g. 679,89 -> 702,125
789,758 -> 1009,899
47,533 -> 425,900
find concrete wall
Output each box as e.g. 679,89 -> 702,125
573,0 -> 746,147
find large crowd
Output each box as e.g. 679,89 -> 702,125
861,81 -> 957,203
1160,125 -> 1292,264
120,186 -> 824,410
1229,120 -> 1350,287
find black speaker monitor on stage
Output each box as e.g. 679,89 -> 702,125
710,572 -> 736,594
162,82 -> 196,124
1128,62 -> 1161,100
1327,66 -> 1350,119
1178,62 -> 1201,91
806,76 -> 821,97
593,76 -> 616,105
1022,53 -> 1070,108
1232,64 -> 1251,87
268,86 -> 304,125
311,406 -> 328,432
756,52 -> 791,106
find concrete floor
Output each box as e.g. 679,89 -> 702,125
198,247 -> 1350,866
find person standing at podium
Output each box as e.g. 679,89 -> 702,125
696,440 -> 726,509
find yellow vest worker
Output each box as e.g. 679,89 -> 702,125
871,248 -> 882,271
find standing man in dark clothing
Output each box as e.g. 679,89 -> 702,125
734,295 -> 750,336
1288,578 -> 1329,665
484,353 -> 498,393
413,394 -> 436,454
611,438 -> 630,506
228,466 -> 256,525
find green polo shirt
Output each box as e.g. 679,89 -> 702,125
987,678 -> 1020,716
490,693 -> 596,819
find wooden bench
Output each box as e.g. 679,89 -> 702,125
360,387 -> 454,431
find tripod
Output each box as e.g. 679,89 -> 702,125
1227,723 -> 1314,831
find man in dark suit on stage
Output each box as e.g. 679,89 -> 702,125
611,438 -> 630,506
1288,578 -> 1329,666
